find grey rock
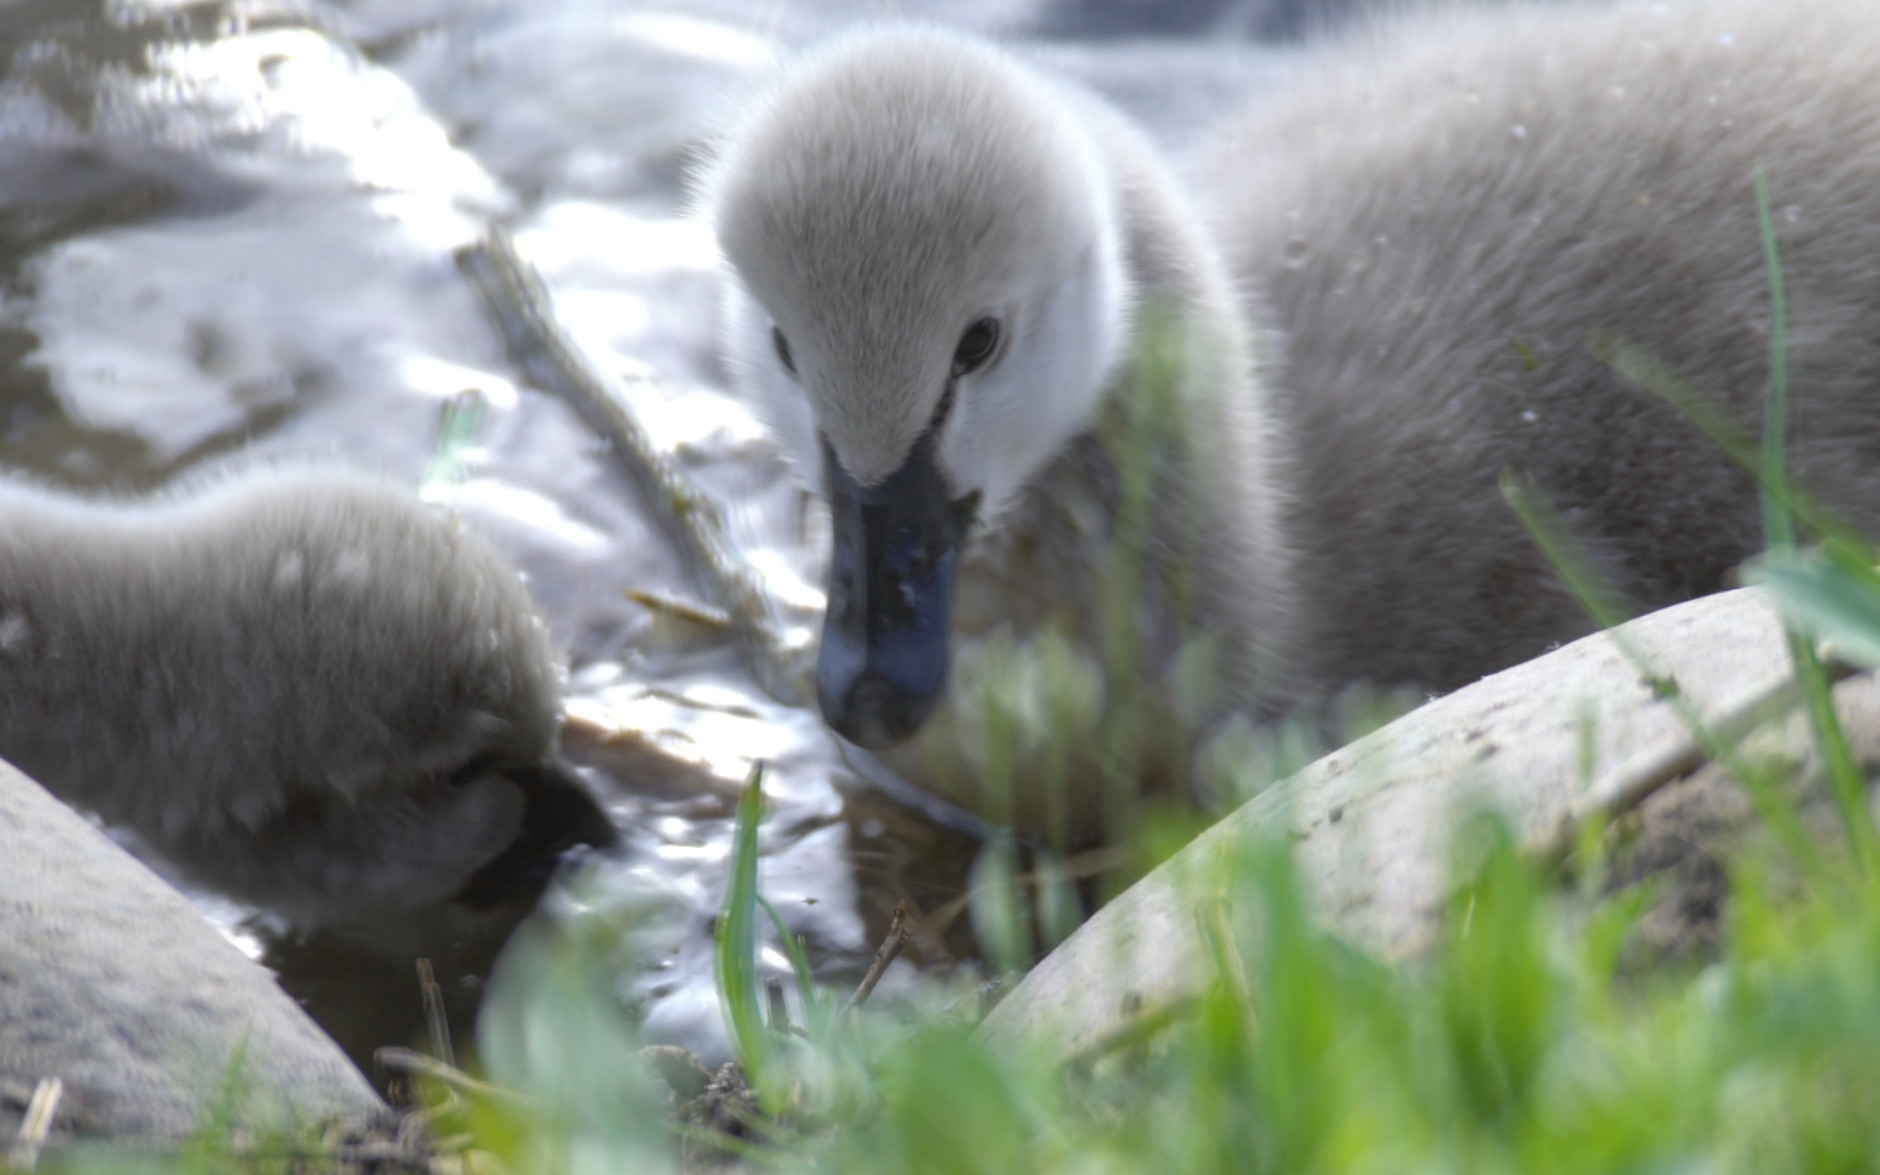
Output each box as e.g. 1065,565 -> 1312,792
0,758 -> 387,1144
977,587 -> 1826,1058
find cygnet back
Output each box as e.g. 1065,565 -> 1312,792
0,461 -> 616,916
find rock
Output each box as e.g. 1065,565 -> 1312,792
0,759 -> 387,1145
978,586 -> 1837,1058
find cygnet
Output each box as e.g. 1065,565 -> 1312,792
702,1 -> 1880,833
0,461 -> 618,918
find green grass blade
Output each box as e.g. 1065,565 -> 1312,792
1751,172 -> 1874,872
1754,167 -> 1793,554
1503,471 -> 1823,873
422,388 -> 491,493
759,892 -> 833,1041
969,834 -> 1030,976
1499,470 -> 1632,633
1752,550 -> 1880,671
1749,551 -> 1880,867
1587,331 -> 1845,558
716,760 -> 778,1110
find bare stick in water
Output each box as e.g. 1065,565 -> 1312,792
459,227 -> 804,704
845,901 -> 913,1016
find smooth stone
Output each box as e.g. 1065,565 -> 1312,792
0,758 -> 388,1145
978,586 -> 1817,1058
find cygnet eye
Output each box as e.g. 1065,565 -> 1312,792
773,326 -> 796,375
951,317 -> 1000,378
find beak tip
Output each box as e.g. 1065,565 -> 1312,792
819,668 -> 941,750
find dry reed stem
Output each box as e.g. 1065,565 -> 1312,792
5,1077 -> 60,1171
845,902 -> 914,1016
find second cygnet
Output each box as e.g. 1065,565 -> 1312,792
0,461 -> 618,920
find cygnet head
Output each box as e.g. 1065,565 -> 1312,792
704,29 -> 1130,748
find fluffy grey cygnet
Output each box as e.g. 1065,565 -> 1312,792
0,462 -> 617,917
1197,0 -> 1880,697
704,26 -> 1290,831
702,0 -> 1880,832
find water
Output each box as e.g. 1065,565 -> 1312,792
0,0 -> 1302,1080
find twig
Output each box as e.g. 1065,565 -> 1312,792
6,1077 -> 60,1171
373,1047 -> 537,1110
458,227 -> 804,704
416,958 -> 455,1070
1525,653 -> 1862,864
627,587 -> 733,630
844,902 -> 913,1015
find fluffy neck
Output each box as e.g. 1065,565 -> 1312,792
1008,98 -> 1301,711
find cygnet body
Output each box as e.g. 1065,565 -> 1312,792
705,1 -> 1880,833
1200,0 -> 1880,694
0,462 -> 617,917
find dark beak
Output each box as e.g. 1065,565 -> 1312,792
454,757 -> 619,910
817,433 -> 978,749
